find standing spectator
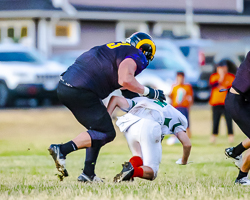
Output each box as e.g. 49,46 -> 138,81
209,60 -> 235,144
169,71 -> 193,141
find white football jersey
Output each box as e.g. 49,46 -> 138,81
119,97 -> 188,135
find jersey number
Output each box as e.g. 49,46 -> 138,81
106,42 -> 130,49
154,100 -> 167,108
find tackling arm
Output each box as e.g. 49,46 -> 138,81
118,58 -> 166,102
176,131 -> 192,164
107,96 -> 130,116
121,89 -> 140,99
118,58 -> 145,94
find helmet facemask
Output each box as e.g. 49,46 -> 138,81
139,43 -> 154,61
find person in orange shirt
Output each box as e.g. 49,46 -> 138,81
209,60 -> 235,144
169,71 -> 193,139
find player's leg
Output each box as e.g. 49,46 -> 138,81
223,106 -> 234,143
114,118 -> 160,182
232,139 -> 250,185
115,156 -> 156,181
139,119 -> 162,180
242,138 -> 250,149
241,148 -> 250,170
126,119 -> 161,180
225,93 -> 250,157
49,82 -> 115,180
138,166 -> 155,179
48,82 -> 83,177
78,141 -> 103,182
227,138 -> 250,183
241,148 -> 250,173
114,120 -> 143,182
72,133 -> 91,149
235,148 -> 250,185
210,105 -> 222,143
225,92 -> 250,184
124,121 -> 143,158
70,98 -> 115,182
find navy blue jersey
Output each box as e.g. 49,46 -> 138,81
232,51 -> 250,100
62,42 -> 148,99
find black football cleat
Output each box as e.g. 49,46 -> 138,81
77,172 -> 103,183
48,144 -> 68,177
225,147 -> 243,169
113,162 -> 134,183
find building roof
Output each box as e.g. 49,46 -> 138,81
0,0 -> 250,25
0,0 -> 243,13
69,0 -> 242,14
0,0 -> 61,11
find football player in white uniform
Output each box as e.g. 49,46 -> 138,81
107,96 -> 192,182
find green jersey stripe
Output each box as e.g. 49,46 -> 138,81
171,122 -> 182,132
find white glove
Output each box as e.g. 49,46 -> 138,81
176,158 -> 193,165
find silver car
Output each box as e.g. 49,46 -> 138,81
136,40 -> 201,101
0,43 -> 66,107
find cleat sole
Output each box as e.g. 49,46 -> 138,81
224,151 -> 241,170
113,162 -> 134,183
48,148 -> 68,177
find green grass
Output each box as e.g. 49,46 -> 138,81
0,106 -> 249,200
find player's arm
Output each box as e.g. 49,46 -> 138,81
175,131 -> 192,164
107,96 -> 130,116
118,58 -> 166,101
118,58 -> 145,94
121,89 -> 140,99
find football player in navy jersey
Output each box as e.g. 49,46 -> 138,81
48,32 -> 166,182
224,51 -> 250,185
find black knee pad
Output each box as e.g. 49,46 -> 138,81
104,129 -> 116,144
88,129 -> 116,147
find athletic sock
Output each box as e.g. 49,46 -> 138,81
236,170 -> 248,180
132,166 -> 144,178
129,156 -> 143,167
129,156 -> 143,178
233,142 -> 246,156
60,141 -> 78,158
83,140 -> 102,177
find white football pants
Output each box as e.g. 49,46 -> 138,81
124,118 -> 162,178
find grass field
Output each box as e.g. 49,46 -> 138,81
0,105 -> 249,200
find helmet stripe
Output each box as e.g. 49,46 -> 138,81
135,39 -> 156,59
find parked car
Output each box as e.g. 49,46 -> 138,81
173,38 -> 250,101
50,50 -> 86,68
153,39 -> 211,101
0,44 -> 66,107
136,39 -> 206,102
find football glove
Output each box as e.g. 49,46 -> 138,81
144,87 -> 166,102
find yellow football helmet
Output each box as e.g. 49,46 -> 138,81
126,32 -> 156,62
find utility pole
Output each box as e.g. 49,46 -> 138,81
185,0 -> 194,38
